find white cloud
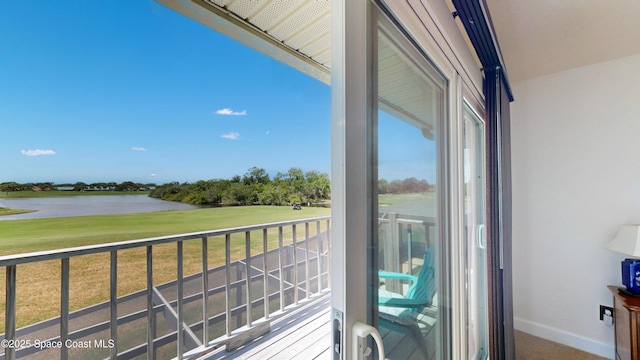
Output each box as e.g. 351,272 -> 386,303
21,149 -> 56,156
220,132 -> 240,140
216,108 -> 247,116
150,173 -> 157,177
132,147 -> 147,152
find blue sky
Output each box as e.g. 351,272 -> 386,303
0,0 -> 331,185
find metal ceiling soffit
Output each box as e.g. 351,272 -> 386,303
192,0 -> 331,85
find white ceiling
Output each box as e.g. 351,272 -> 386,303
165,0 -> 640,86
484,0 -> 640,83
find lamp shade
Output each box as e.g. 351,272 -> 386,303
606,225 -> 640,257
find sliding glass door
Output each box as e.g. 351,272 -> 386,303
375,12 -> 447,360
331,1 -> 488,359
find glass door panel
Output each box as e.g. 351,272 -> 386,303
463,103 -> 488,359
375,16 -> 446,360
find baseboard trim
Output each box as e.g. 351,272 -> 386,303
514,317 -> 614,359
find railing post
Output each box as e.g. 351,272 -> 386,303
316,221 -> 322,291
147,246 -> 155,359
201,237 -> 209,345
110,251 -> 117,360
262,228 -> 269,320
305,222 -> 310,299
326,219 -> 331,290
225,234 -> 232,337
245,231 -> 252,328
385,213 -> 401,292
59,259 -> 70,360
407,223 -> 413,273
278,226 -> 284,311
5,265 -> 16,360
177,241 -> 184,360
292,224 -> 298,305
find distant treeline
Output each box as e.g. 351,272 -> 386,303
378,177 -> 432,194
0,181 -> 155,192
2,172 -> 431,204
149,167 -> 331,206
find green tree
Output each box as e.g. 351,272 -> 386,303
147,166 -> 330,206
304,171 -> 331,201
243,167 -> 270,185
379,179 -> 389,194
73,182 -> 88,191
223,183 -> 254,206
0,182 -> 21,193
116,181 -> 136,191
259,183 -> 288,205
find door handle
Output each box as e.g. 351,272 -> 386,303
477,224 -> 486,249
352,321 -> 385,359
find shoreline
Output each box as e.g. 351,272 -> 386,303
0,190 -> 151,199
0,207 -> 36,216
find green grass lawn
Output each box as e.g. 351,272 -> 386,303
0,206 -> 331,255
0,206 -> 331,329
378,191 -> 436,205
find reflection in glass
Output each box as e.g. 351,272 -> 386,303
463,104 -> 488,359
375,24 -> 445,360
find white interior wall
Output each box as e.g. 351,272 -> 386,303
510,52 -> 640,358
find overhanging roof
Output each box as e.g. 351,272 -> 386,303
158,0 -> 331,84
158,0 -> 449,130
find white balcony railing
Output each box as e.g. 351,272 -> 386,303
0,216 -> 331,360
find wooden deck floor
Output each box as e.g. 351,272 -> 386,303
197,295 -> 436,360
199,296 -> 332,360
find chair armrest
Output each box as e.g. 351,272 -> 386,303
378,271 -> 418,283
379,296 -> 429,308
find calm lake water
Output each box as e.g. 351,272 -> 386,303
0,195 -> 198,220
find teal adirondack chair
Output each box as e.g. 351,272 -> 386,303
378,247 -> 436,359
378,247 -> 436,310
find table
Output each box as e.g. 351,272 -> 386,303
609,285 -> 640,360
